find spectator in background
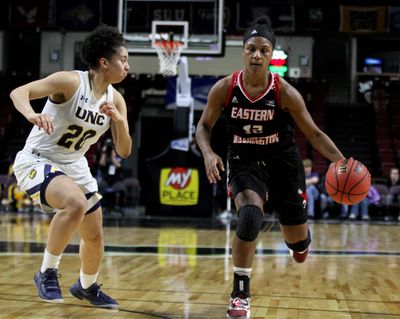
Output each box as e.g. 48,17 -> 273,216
1,164 -> 34,212
349,184 -> 380,221
98,138 -> 126,212
98,138 -> 122,181
384,167 -> 400,221
318,173 -> 349,219
303,159 -> 319,219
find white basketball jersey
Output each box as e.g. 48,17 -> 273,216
23,71 -> 113,163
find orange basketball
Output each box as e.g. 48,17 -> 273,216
325,157 -> 371,205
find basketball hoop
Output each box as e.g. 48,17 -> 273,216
154,40 -> 184,77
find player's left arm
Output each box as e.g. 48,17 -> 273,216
279,77 -> 344,163
99,88 -> 132,158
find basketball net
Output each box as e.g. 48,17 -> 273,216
155,40 -> 184,77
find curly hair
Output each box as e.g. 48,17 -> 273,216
80,24 -> 126,69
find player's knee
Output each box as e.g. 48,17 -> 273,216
66,195 -> 88,219
83,229 -> 104,247
235,205 -> 263,241
286,229 -> 311,252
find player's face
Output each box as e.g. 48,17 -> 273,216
106,46 -> 130,84
243,37 -> 273,73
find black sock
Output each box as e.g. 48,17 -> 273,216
231,272 -> 250,298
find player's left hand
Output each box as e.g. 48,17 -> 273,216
99,101 -> 123,122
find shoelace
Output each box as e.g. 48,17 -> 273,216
86,283 -> 101,297
87,283 -> 112,302
42,271 -> 61,292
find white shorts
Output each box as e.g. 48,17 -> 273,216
13,149 -> 101,213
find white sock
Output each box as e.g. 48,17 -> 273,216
233,266 -> 252,278
40,249 -> 62,273
80,269 -> 98,289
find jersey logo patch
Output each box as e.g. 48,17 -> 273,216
251,29 -> 258,34
265,99 -> 275,107
232,96 -> 239,103
29,169 -> 37,179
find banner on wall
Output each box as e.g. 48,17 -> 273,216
159,167 -> 200,206
145,147 -> 214,216
388,7 -> 400,32
235,3 -> 295,33
9,0 -> 49,27
56,0 -> 101,30
340,6 -> 386,33
305,7 -> 327,31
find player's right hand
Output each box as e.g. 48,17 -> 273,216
204,152 -> 225,184
28,113 -> 54,135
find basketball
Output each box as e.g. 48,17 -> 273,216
325,157 -> 371,205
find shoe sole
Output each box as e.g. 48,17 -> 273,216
38,297 -> 64,303
226,311 -> 250,319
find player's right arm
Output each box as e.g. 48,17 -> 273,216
9,71 -> 80,134
195,76 -> 230,183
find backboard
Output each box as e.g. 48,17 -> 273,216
118,0 -> 224,56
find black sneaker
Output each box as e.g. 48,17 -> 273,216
34,269 -> 63,302
69,279 -> 119,309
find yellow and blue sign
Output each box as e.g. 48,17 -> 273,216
159,167 -> 199,206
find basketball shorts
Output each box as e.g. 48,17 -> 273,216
228,146 -> 307,225
13,149 -> 101,214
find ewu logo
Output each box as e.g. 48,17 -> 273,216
160,167 -> 199,206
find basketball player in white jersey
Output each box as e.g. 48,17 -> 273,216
10,24 -> 131,308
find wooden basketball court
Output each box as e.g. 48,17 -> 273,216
0,212 -> 399,318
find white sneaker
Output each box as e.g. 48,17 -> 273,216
227,296 -> 250,319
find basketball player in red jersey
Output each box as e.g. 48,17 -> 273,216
195,17 -> 345,319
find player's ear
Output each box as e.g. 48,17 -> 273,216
99,57 -> 108,68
